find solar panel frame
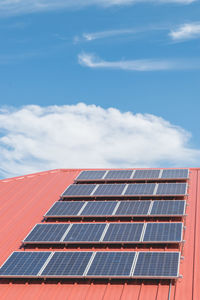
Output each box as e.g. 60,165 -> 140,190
132,252 -> 180,279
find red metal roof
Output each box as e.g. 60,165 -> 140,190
0,168 -> 198,300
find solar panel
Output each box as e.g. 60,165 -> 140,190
125,184 -> 156,195
115,201 -> 151,215
23,224 -> 69,243
81,201 -> 117,216
93,184 -> 126,196
133,170 -> 160,179
104,170 -> 133,180
42,252 -> 92,276
143,223 -> 183,242
0,252 -> 51,277
62,184 -> 96,197
0,251 -> 180,279
45,201 -> 84,216
162,169 -> 189,179
156,183 -> 187,195
87,252 -> 135,277
76,170 -> 106,181
64,223 -> 106,242
151,200 -> 186,216
103,223 -> 143,242
133,252 -> 180,278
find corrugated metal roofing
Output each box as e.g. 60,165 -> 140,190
0,168 -> 198,300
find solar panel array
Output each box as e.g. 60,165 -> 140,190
75,169 -> 189,181
45,200 -> 186,218
23,222 -> 183,244
62,183 -> 187,197
0,251 -> 180,278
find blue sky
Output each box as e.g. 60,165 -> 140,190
0,0 -> 200,178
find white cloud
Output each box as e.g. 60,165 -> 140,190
78,53 -> 200,71
0,103 -> 199,178
81,29 -> 138,42
169,22 -> 200,41
0,0 -> 196,16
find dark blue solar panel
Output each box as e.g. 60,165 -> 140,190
45,201 -> 84,216
143,223 -> 182,242
0,252 -> 51,276
115,201 -> 151,215
76,171 -> 106,180
104,170 -> 133,180
62,184 -> 96,197
125,184 -> 156,195
64,224 -> 106,242
87,252 -> 135,277
133,252 -> 180,278
133,170 -> 160,179
156,183 -> 187,195
161,169 -> 188,179
93,184 -> 126,196
42,252 -> 92,276
81,201 -> 117,216
24,224 -> 69,242
151,200 -> 186,216
103,223 -> 143,242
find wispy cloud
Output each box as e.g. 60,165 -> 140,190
78,53 -> 200,71
0,103 -> 199,178
78,29 -> 139,42
169,22 -> 200,41
0,0 -> 196,16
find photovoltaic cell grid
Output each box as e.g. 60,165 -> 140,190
62,183 -> 187,197
93,184 -> 126,196
23,222 -> 183,244
143,223 -> 183,242
116,201 -> 151,215
134,252 -> 180,278
103,223 -> 143,242
62,184 -> 96,196
104,170 -> 133,179
76,170 -> 106,180
24,224 -> 69,242
75,169 -> 188,181
151,200 -> 186,216
133,169 -> 160,179
0,252 -> 51,276
0,251 -> 180,278
124,183 -> 156,195
81,201 -> 116,216
46,201 -> 84,216
44,200 -> 186,218
157,183 -> 187,195
162,169 -> 189,179
64,223 -> 106,242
